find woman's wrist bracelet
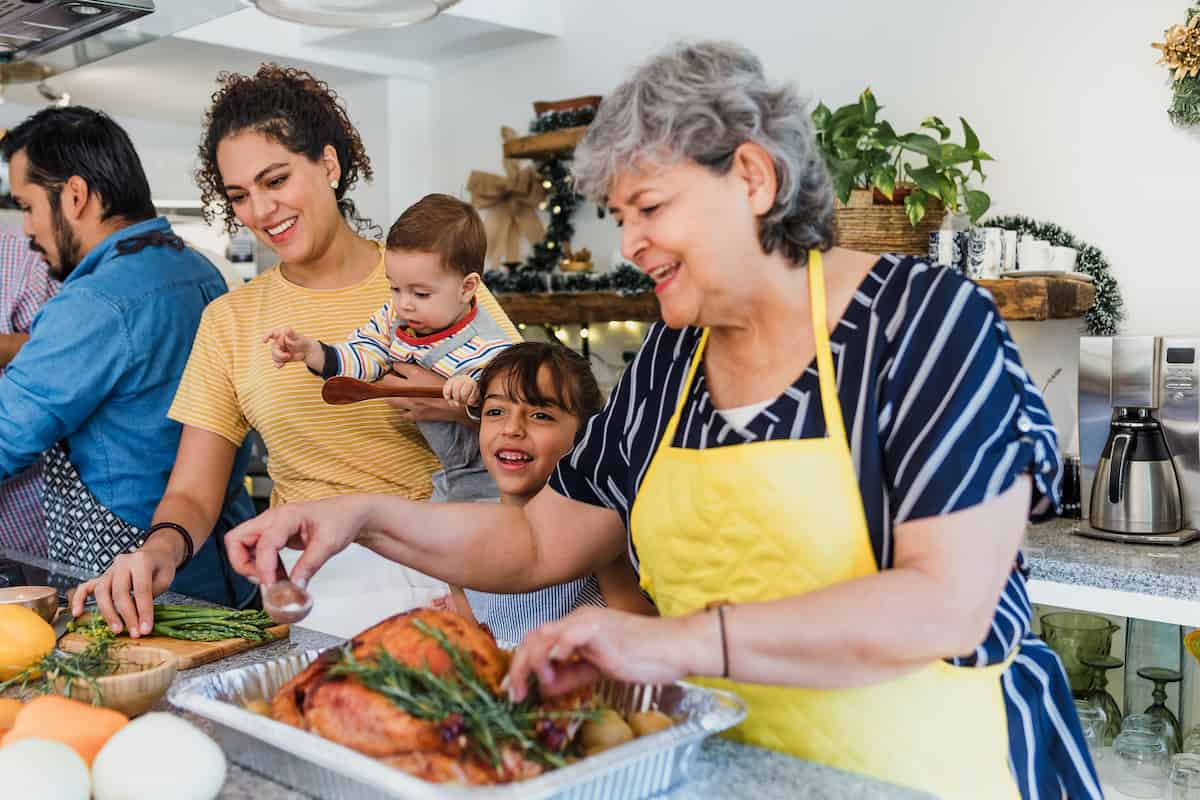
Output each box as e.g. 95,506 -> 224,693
146,522 -> 194,569
705,600 -> 731,679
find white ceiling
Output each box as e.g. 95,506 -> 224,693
12,35 -> 378,126
0,2 -> 559,126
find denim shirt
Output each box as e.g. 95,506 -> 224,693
0,217 -> 254,603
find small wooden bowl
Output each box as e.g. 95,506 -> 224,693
56,643 -> 177,718
0,586 -> 57,623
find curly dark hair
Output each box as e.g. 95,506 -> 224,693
196,63 -> 376,235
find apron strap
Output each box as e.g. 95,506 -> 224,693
661,250 -> 845,447
807,251 -> 849,447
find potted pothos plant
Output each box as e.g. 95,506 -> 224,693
811,89 -> 994,253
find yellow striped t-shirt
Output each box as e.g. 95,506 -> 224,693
168,243 -> 520,505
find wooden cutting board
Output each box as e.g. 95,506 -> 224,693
60,624 -> 290,670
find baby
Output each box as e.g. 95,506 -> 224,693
444,341 -> 656,643
267,193 -> 516,502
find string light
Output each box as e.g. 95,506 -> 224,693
554,328 -> 568,342
608,321 -> 620,329
552,205 -> 562,214
579,326 -> 590,340
624,320 -> 638,330
517,323 -> 527,331
542,180 -> 552,189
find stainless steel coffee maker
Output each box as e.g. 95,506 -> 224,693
1078,337 -> 1200,545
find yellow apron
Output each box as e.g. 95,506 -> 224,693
628,251 -> 1019,798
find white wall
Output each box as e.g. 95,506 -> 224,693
0,104 -> 205,202
0,70 -> 397,241
432,0 -> 1200,439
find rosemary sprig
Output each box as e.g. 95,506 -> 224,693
328,619 -> 598,770
0,616 -> 121,704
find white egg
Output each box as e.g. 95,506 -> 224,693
92,712 -> 227,800
0,738 -> 90,800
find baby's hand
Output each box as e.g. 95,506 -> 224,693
443,374 -> 480,408
264,327 -> 314,368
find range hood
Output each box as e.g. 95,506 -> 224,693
0,0 -> 153,63
0,0 -> 245,76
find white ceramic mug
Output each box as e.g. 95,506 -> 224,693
1049,246 -> 1078,273
1017,236 -> 1051,270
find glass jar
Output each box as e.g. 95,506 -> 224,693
1126,713 -> 1176,756
1115,730 -> 1171,798
1171,753 -> 1200,799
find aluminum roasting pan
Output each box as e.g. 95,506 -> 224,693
168,648 -> 747,799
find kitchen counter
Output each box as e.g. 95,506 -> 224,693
147,598 -> 927,799
1023,517 -> 1200,625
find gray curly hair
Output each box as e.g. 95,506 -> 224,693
573,41 -> 836,265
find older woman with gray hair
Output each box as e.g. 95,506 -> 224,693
226,42 -> 1099,798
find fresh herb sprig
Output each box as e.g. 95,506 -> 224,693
0,616 -> 120,704
329,620 -> 598,770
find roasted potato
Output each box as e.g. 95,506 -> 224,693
580,709 -> 634,755
627,710 -> 674,738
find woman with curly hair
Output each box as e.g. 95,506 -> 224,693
73,64 -> 520,636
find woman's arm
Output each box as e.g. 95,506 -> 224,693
595,555 -> 657,616
507,477 -> 1031,699
70,426 -> 240,636
225,483 -> 628,596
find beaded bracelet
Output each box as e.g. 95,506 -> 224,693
146,522 -> 194,569
705,600 -> 731,679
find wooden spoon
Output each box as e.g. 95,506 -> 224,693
321,376 -> 444,405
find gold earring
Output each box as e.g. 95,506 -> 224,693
329,180 -> 338,189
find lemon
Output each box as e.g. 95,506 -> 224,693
0,605 -> 56,680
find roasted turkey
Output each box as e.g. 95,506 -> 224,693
270,608 -> 577,785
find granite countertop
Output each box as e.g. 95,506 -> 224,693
1023,517 -> 1200,601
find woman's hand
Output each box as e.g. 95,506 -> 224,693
506,606 -> 719,702
381,365 -> 468,423
69,538 -> 180,636
224,495 -> 371,587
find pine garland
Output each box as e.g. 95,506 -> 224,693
1161,4 -> 1200,126
482,105 -> 655,296
983,215 -> 1123,336
529,106 -> 597,133
523,158 -> 580,273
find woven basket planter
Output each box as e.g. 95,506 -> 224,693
834,187 -> 946,256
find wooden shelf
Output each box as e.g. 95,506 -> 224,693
496,291 -> 659,325
497,276 -> 1094,326
976,276 -> 1096,321
502,126 -> 589,160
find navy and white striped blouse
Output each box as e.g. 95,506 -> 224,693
465,577 -> 605,646
550,254 -> 1101,799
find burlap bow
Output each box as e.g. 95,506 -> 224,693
467,126 -> 546,266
